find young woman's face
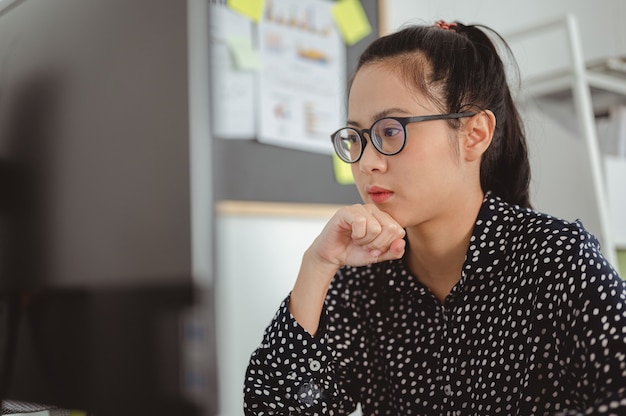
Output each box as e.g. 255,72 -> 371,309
348,62 -> 477,229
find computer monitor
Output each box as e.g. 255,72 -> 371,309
0,0 -> 216,414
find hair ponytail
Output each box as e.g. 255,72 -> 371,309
454,23 -> 532,209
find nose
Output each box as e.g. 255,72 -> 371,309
358,133 -> 387,174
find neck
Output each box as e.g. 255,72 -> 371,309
405,191 -> 484,304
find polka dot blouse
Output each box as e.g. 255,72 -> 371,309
244,193 -> 626,415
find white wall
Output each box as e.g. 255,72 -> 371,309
382,0 -> 626,78
215,204 -> 336,416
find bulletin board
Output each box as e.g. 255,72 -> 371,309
255,0 -> 346,154
210,0 -> 380,205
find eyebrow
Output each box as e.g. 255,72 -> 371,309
346,107 -> 413,128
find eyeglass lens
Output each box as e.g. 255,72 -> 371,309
333,129 -> 361,162
333,118 -> 406,163
372,118 -> 405,154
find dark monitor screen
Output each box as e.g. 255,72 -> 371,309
1,287 -> 207,415
0,0 -> 215,414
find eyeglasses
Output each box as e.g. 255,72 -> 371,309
331,112 -> 476,163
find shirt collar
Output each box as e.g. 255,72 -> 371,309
462,191 -> 512,278
386,192 -> 515,294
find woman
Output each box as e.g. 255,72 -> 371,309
244,21 -> 626,415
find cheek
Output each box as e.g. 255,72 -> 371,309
351,165 -> 368,198
350,163 -> 360,182
392,140 -> 461,197
404,130 -> 460,169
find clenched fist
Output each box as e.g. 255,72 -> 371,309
290,204 -> 406,335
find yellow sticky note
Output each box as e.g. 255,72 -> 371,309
333,153 -> 355,185
618,249 -> 626,278
331,0 -> 372,46
227,36 -> 261,70
227,0 -> 265,23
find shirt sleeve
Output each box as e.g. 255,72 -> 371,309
243,294 -> 359,415
558,233 -> 626,415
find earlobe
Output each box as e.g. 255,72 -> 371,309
463,110 -> 495,161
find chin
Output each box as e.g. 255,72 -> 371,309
381,207 -> 406,227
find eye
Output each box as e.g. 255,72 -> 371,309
381,126 -> 402,138
346,133 -> 359,144
373,118 -> 404,138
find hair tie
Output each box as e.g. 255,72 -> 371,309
434,20 -> 458,31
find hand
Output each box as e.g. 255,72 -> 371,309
310,204 -> 406,270
290,204 -> 406,335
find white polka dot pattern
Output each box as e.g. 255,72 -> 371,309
244,194 -> 626,415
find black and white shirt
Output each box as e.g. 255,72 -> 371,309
244,194 -> 626,415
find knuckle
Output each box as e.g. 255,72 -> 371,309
369,222 -> 383,235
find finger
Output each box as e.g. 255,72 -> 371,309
339,205 -> 381,243
370,236 -> 406,262
349,213 -> 369,240
348,206 -> 405,257
366,227 -> 404,256
352,219 -> 382,244
364,209 -> 405,249
340,204 -> 404,251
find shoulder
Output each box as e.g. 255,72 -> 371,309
485,196 -> 624,315
489,194 -> 621,286
485,193 -> 600,253
481,194 -> 619,280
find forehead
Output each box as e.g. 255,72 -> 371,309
347,62 -> 434,124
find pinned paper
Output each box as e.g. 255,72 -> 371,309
331,0 -> 372,46
227,0 -> 265,23
333,154 -> 355,185
227,36 -> 261,70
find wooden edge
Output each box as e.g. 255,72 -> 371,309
377,0 -> 388,36
215,200 -> 343,218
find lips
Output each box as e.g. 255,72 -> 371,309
366,186 -> 394,203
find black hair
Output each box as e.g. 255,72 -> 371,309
353,23 -> 532,209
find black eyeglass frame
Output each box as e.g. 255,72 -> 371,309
331,111 -> 477,163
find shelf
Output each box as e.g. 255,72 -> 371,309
507,14 -> 620,268
522,68 -> 626,115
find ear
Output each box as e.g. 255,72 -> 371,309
462,110 -> 495,162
